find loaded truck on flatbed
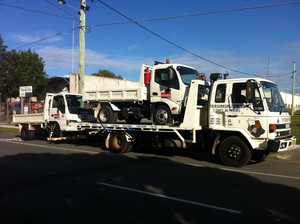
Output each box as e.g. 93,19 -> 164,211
84,60 -> 202,125
13,92 -> 95,140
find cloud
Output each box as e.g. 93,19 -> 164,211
10,32 -> 63,44
35,43 -> 299,94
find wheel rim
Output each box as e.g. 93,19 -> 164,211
99,110 -> 109,122
155,109 -> 168,124
225,144 -> 242,160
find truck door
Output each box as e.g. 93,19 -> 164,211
150,67 -> 181,110
49,95 -> 67,131
230,82 -> 267,139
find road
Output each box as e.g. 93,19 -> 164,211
0,133 -> 299,224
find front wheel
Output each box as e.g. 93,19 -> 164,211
219,136 -> 252,167
153,105 -> 172,125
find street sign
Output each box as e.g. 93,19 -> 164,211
19,86 -> 32,97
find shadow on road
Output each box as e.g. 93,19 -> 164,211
0,145 -> 299,223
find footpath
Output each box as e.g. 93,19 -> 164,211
0,124 -> 299,162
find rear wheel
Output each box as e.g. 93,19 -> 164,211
153,105 -> 172,125
109,133 -> 133,153
20,125 -> 35,140
98,106 -> 118,123
219,136 -> 252,167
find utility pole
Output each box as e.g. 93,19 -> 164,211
78,0 -> 87,94
292,60 -> 296,116
58,0 -> 89,94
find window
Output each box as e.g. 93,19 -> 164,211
232,83 -> 246,104
154,68 -> 179,90
215,84 -> 226,103
53,95 -> 65,114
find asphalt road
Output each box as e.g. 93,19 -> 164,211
0,133 -> 300,224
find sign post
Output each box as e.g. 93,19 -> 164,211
19,86 -> 32,114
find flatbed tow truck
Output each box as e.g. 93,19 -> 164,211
49,71 -> 296,167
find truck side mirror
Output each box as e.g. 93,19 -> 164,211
246,80 -> 254,102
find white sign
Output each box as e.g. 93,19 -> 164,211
19,86 -> 32,97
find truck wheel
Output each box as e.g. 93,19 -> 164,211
109,133 -> 132,153
153,105 -> 172,125
49,122 -> 63,138
98,106 -> 118,123
219,136 -> 252,167
20,125 -> 31,141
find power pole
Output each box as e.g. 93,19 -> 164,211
78,0 -> 87,94
292,60 -> 296,116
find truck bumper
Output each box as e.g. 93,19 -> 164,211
267,136 -> 297,152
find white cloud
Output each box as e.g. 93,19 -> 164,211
35,43 -> 299,94
11,32 -> 63,44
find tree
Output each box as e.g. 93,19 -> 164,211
0,36 -> 48,99
0,35 -> 7,55
91,69 -> 123,79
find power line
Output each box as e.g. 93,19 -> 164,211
93,0 -> 259,76
13,32 -> 68,50
0,2 -> 77,21
45,0 -> 79,21
93,1 -> 300,27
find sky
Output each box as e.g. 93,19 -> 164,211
1,0 -> 300,94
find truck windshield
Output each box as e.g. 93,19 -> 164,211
66,94 -> 84,114
177,66 -> 199,85
261,81 -> 287,113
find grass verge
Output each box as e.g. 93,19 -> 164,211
291,110 -> 300,142
0,127 -> 19,134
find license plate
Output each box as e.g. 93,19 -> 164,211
291,139 -> 296,146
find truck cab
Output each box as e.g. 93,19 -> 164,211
147,62 -> 200,125
44,92 -> 95,133
208,74 -> 296,154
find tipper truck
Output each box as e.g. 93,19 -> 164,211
75,60 -> 296,167
13,92 -> 95,140
83,59 -> 201,125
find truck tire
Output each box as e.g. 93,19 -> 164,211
49,122 -> 63,138
109,133 -> 132,153
219,136 -> 252,167
21,125 -> 30,141
153,105 -> 172,125
98,106 -> 118,123
20,125 -> 35,141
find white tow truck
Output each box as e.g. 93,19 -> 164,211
74,61 -> 296,167
13,92 -> 95,140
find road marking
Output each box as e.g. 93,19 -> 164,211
189,163 -> 300,180
222,167 -> 300,181
0,138 -> 99,155
96,182 -> 243,214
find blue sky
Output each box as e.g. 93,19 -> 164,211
1,0 -> 300,94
